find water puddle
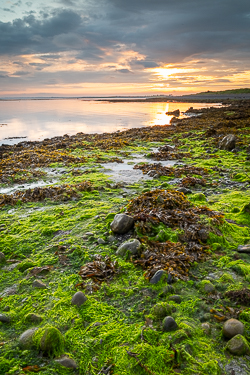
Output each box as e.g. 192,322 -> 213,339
101,155 -> 177,183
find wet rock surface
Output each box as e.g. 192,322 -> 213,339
110,214 -> 134,234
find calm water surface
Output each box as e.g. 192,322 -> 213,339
0,99 -> 221,145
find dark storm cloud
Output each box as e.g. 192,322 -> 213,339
1,0 -> 250,71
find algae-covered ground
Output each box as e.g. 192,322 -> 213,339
1,101 -> 250,374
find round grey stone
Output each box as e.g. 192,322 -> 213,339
226,334 -> 250,356
150,270 -> 165,284
97,238 -> 106,244
107,235 -> 116,243
19,328 -> 38,349
116,239 -> 141,257
110,214 -> 134,234
0,314 -> 11,323
201,322 -> 211,335
71,291 -> 87,307
223,319 -> 244,339
32,280 -> 47,289
55,356 -> 78,369
162,316 -> 178,332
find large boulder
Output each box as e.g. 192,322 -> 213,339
116,239 -> 141,257
223,318 -> 244,339
110,214 -> 134,234
219,134 -> 236,151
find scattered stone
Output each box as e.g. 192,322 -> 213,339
223,319 -> 244,339
226,334 -> 250,356
19,328 -> 38,349
177,187 -> 192,194
168,295 -> 182,304
150,270 -> 165,284
97,238 -> 106,244
219,134 -> 237,151
201,322 -> 211,335
25,313 -> 43,323
107,235 -> 116,243
151,303 -> 172,319
85,232 -> 94,236
116,238 -> 141,257
204,282 -> 215,293
55,356 -> 78,369
0,252 -> 5,262
110,214 -> 134,234
0,314 -> 11,323
237,245 -> 250,253
32,280 -> 47,289
1,285 -> 17,296
162,316 -> 178,332
71,291 -> 87,307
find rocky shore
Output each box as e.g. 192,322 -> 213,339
0,100 -> 250,374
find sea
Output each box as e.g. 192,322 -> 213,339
0,98 -> 222,146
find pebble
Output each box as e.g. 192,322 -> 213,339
33,280 -> 47,289
226,334 -> 250,356
201,322 -> 211,334
97,238 -> 106,244
25,313 -> 43,323
168,295 -> 182,304
0,252 -> 5,262
110,214 -> 134,234
0,314 -> 11,323
116,239 -> 141,257
223,319 -> 244,339
55,356 -> 78,369
107,235 -> 116,243
162,316 -> 178,332
150,270 -> 165,284
71,291 -> 87,307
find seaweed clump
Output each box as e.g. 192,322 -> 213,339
127,189 -> 223,280
0,181 -> 92,206
225,288 -> 250,306
134,163 -> 209,178
79,255 -> 119,284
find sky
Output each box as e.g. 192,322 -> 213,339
0,0 -> 250,97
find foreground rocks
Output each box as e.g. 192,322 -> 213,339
116,238 -> 141,257
226,334 -> 250,355
223,319 -> 245,339
110,214 -> 134,234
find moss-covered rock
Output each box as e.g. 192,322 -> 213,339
151,303 -> 172,319
33,326 -> 64,358
226,334 -> 250,355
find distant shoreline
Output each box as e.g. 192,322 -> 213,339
1,93 -> 250,102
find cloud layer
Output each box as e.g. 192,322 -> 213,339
1,0 -> 250,95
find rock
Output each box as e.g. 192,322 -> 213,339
201,322 -> 211,334
71,291 -> 87,307
116,239 -> 141,257
237,245 -> 250,253
110,214 -> 134,234
3,306 -> 10,312
19,328 -> 38,349
55,356 -> 78,369
168,295 -> 182,304
204,282 -> 215,293
223,319 -> 244,339
97,238 -> 106,244
219,134 -> 237,151
1,285 -> 17,296
85,232 -> 94,236
159,144 -> 175,152
151,303 -> 172,319
107,235 -> 116,243
159,285 -> 175,297
0,252 -> 5,262
166,109 -> 180,116
226,334 -> 250,355
0,314 -> 11,323
25,313 -> 43,323
177,187 -> 192,194
150,270 -> 165,284
162,316 -> 178,332
38,326 -> 64,357
32,280 -> 47,289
